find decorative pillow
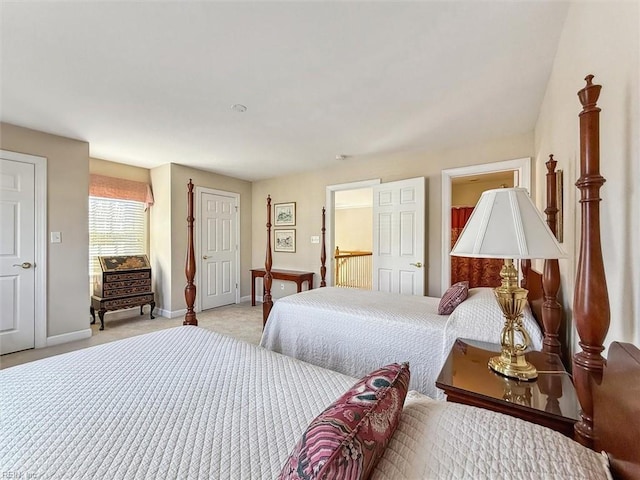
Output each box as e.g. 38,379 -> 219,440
279,363 -> 410,480
438,281 -> 469,315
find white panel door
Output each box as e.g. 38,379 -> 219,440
0,158 -> 35,354
373,177 -> 425,295
200,190 -> 238,310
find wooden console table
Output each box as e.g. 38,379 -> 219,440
250,268 -> 314,306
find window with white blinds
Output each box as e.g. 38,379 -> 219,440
89,196 -> 147,275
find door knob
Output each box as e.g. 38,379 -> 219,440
410,262 -> 423,268
13,262 -> 33,269
202,255 -> 211,260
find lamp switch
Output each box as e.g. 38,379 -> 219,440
50,232 -> 62,243
311,235 -> 320,244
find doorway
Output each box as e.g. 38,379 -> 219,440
450,171 -> 515,287
195,187 -> 240,311
326,180 -> 380,288
326,177 -> 426,295
0,150 -> 47,354
441,157 -> 531,294
334,188 -> 373,289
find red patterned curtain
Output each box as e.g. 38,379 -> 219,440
450,207 -> 503,288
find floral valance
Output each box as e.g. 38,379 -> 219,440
90,174 -> 154,210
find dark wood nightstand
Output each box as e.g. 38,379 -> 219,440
436,338 -> 579,438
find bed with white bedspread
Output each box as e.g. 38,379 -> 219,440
0,326 -> 608,479
260,286 -> 543,399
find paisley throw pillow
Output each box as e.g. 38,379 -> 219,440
438,281 -> 469,314
278,362 -> 410,480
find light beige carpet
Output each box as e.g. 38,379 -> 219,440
0,301 -> 263,370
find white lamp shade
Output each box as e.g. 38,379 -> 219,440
450,187 -> 566,259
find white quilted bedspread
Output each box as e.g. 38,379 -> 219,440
260,287 -> 543,399
0,327 -> 607,479
371,392 -> 610,480
0,326 -> 355,479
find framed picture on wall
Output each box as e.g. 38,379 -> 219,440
274,202 -> 296,226
274,229 -> 296,253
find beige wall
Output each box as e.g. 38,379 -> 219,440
534,1 -> 639,349
452,177 -> 514,207
1,123 -> 90,339
4,1 -> 635,350
0,122 -> 254,341
149,164 -> 172,311
90,157 -> 151,183
335,207 -> 373,252
86,159 -> 253,317
148,163 -> 252,316
252,132 -> 534,298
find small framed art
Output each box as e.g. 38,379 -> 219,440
274,229 -> 296,253
274,202 -> 296,226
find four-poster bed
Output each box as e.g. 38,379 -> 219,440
1,76 -> 638,479
259,159 -> 564,397
261,284 -> 544,398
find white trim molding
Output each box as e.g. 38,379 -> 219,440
441,157 -> 531,294
47,328 -> 91,347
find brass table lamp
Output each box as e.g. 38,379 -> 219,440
450,188 -> 565,381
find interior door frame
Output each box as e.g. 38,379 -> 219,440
325,179 -> 381,287
441,157 -> 531,294
194,186 -> 240,312
0,150 -> 47,348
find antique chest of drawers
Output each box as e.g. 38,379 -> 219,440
90,255 -> 155,330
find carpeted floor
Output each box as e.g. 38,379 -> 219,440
0,301 -> 263,370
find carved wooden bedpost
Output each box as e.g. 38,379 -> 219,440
520,259 -> 531,289
184,179 -> 198,326
542,155 -> 563,356
320,207 -> 327,287
536,155 -> 565,417
573,75 -> 610,448
263,195 -> 273,326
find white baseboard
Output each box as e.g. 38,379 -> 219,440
240,295 -> 251,303
47,328 -> 92,347
158,308 -> 186,319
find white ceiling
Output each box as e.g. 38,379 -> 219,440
0,1 -> 569,182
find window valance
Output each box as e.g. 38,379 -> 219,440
90,174 -> 154,210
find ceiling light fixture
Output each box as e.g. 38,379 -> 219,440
335,154 -> 347,161
231,104 -> 247,113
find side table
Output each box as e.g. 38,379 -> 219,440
436,338 -> 579,438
